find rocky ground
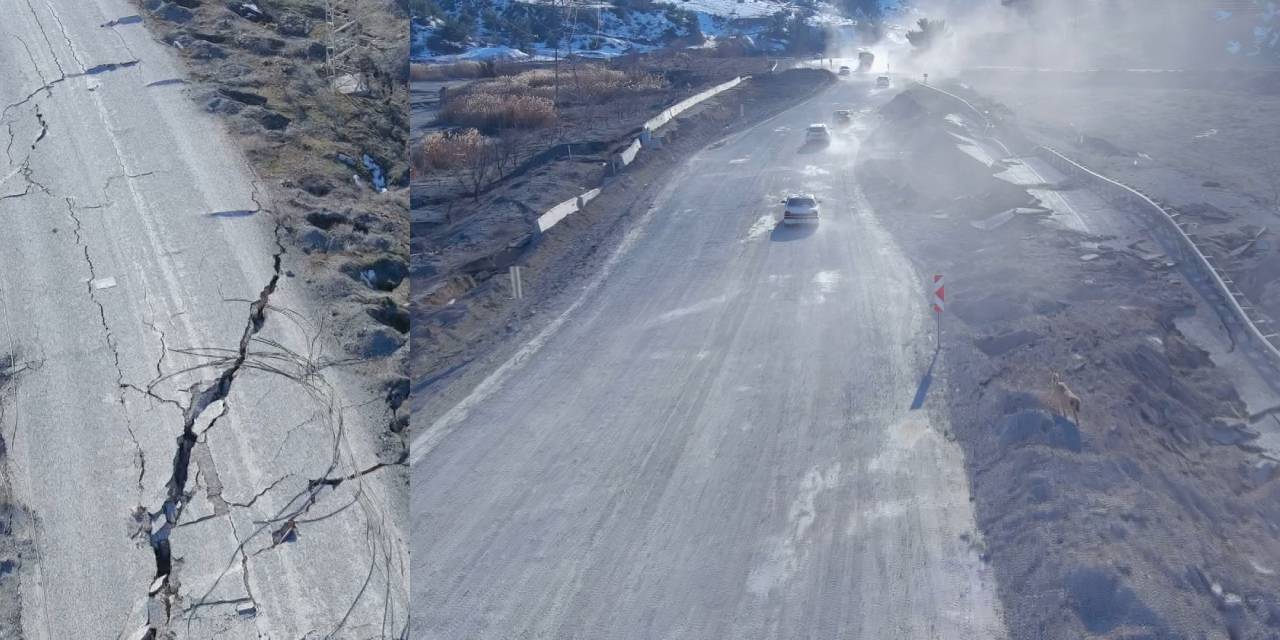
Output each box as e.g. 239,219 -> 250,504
413,67 -> 834,423
133,1 -> 412,458
858,87 -> 1280,639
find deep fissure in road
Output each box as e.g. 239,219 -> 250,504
145,224 -> 284,621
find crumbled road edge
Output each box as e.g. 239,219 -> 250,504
0,352 -> 35,636
128,2 -> 411,463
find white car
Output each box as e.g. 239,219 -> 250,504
805,123 -> 831,145
876,75 -> 891,88
782,194 -> 820,225
838,66 -> 851,76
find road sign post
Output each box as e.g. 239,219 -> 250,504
931,274 -> 944,354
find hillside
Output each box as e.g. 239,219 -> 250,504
411,0 -> 879,60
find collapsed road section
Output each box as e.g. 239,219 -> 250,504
0,1 -> 406,638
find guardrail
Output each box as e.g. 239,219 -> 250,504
538,76 -> 749,234
643,76 -> 743,132
912,81 -> 991,131
911,82 -> 1013,156
1035,146 -> 1280,375
536,187 -> 602,233
617,138 -> 642,166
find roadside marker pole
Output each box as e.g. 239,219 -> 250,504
932,274 -> 945,354
911,274 -> 946,411
510,266 -> 524,300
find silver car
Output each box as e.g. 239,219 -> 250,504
805,123 -> 831,145
782,194 -> 820,225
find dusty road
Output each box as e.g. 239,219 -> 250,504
412,77 -> 1005,638
0,1 -> 405,637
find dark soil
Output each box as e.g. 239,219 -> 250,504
859,87 -> 1280,640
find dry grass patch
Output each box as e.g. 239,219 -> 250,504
439,93 -> 556,132
411,61 -> 487,81
439,65 -> 669,128
414,129 -> 489,172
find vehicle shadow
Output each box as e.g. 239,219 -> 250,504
797,141 -> 829,155
770,223 -> 818,242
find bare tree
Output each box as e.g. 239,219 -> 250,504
906,18 -> 949,51
419,129 -> 498,200
495,129 -> 531,178
457,132 -> 498,200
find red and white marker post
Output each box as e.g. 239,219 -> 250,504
930,274 -> 945,353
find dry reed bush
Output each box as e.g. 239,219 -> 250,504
410,60 -> 487,81
439,93 -> 556,131
413,129 -> 489,172
444,65 -> 670,112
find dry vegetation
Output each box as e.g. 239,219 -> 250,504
438,65 -> 668,131
439,93 -> 556,131
414,63 -> 671,197
411,60 -> 487,80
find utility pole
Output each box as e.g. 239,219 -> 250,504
325,0 -> 368,94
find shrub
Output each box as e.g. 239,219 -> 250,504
906,18 -> 949,50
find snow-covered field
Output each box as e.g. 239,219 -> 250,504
411,0 -> 802,61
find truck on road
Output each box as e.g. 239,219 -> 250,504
857,50 -> 875,73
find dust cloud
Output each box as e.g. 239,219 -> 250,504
832,0 -> 1274,80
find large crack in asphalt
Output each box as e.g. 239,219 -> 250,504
4,2 -> 140,126
63,197 -> 149,493
143,221 -> 285,630
6,6 -> 405,630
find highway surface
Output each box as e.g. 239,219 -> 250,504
413,77 -> 1007,638
0,2 -> 406,638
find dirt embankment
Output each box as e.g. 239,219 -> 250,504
858,88 -> 1280,639
134,1 -> 412,457
413,68 -> 834,421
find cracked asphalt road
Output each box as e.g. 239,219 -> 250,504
0,1 -> 406,637
412,77 -> 1005,638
